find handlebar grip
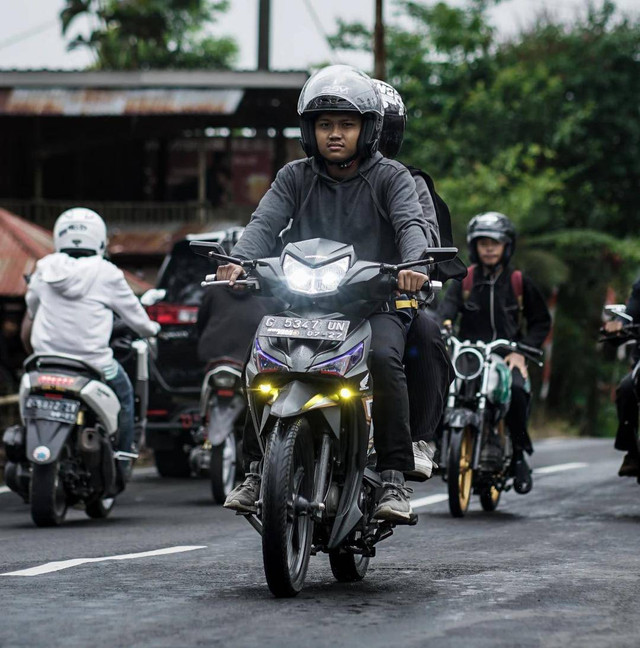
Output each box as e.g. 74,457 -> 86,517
516,342 -> 544,357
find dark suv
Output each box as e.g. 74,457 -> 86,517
142,227 -> 243,477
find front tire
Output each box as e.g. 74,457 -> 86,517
479,485 -> 501,512
154,446 -> 191,478
447,426 -> 475,518
261,418 -> 314,598
329,550 -> 370,582
210,434 -> 237,503
85,495 -> 116,519
30,461 -> 68,527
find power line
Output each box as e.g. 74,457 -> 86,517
302,0 -> 338,63
0,19 -> 59,53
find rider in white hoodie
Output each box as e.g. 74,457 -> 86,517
21,208 -> 160,486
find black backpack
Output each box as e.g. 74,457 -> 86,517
406,166 -> 467,283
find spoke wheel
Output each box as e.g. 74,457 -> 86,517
447,426 -> 474,518
154,446 -> 191,478
329,543 -> 370,582
480,485 -> 501,512
31,459 -> 68,527
261,418 -> 314,598
210,434 -> 237,503
85,495 -> 116,519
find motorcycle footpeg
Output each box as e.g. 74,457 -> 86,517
408,512 -> 419,525
113,450 -> 140,461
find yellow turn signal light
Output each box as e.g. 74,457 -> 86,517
259,384 -> 273,394
338,388 -> 353,399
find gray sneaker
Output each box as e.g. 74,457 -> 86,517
223,469 -> 260,513
405,440 -> 437,482
372,470 -> 414,524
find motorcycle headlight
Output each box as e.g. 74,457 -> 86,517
311,342 -> 364,377
254,340 -> 288,373
282,255 -> 350,295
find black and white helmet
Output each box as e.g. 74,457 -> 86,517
297,64 -> 384,159
53,208 -> 107,256
467,212 -> 516,265
373,79 -> 406,159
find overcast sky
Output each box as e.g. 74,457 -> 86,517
0,0 -> 638,71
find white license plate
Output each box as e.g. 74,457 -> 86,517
24,395 -> 80,424
259,316 -> 349,341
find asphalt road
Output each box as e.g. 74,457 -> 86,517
1,437 -> 639,648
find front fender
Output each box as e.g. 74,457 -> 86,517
268,381 -> 341,437
25,420 -> 74,464
445,407 -> 481,432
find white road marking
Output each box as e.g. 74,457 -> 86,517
412,494 -> 449,510
533,462 -> 588,475
1,545 -> 207,577
0,486 -> 10,494
411,462 -> 589,510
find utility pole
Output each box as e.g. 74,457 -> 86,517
258,0 -> 271,70
373,0 -> 386,81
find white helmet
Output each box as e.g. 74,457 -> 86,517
53,208 -> 107,256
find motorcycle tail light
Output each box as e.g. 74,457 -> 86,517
145,303 -> 198,325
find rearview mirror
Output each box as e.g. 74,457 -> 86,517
604,304 -> 633,322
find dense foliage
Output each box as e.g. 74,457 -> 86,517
60,0 -> 237,69
332,0 -> 640,434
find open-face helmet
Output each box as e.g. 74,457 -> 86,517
297,64 -> 383,161
53,208 -> 107,257
467,212 -> 516,265
373,79 -> 406,159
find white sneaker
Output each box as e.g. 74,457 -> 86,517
405,440 -> 437,482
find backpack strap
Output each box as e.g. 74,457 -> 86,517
462,264 -> 476,302
510,269 -> 524,326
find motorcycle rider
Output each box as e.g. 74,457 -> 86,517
438,213 -> 551,493
603,277 -> 640,478
20,208 -> 160,490
220,64 -> 434,523
374,79 -> 461,477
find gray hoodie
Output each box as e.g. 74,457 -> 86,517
26,253 -> 159,376
232,152 -> 432,269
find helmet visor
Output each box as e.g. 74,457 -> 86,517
298,65 -> 382,117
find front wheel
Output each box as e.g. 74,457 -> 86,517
447,426 -> 475,518
85,495 -> 116,519
210,434 -> 237,504
479,485 -> 501,512
154,446 -> 191,478
329,550 -> 370,582
30,461 -> 68,527
261,418 -> 315,598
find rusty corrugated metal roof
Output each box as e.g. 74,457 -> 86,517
0,208 -> 151,296
0,88 -> 244,116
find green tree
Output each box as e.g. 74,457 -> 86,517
330,0 -> 640,434
61,0 -> 238,70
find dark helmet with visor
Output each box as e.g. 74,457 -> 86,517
467,212 -> 517,265
373,79 -> 407,159
297,65 -> 384,160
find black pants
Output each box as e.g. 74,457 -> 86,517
505,367 -> 533,454
404,310 -> 453,444
615,368 -> 639,453
242,311 -> 415,473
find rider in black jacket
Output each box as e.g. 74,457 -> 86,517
218,65 -> 435,524
439,213 -> 551,492
604,277 -> 640,478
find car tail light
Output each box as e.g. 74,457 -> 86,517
145,304 -> 198,325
